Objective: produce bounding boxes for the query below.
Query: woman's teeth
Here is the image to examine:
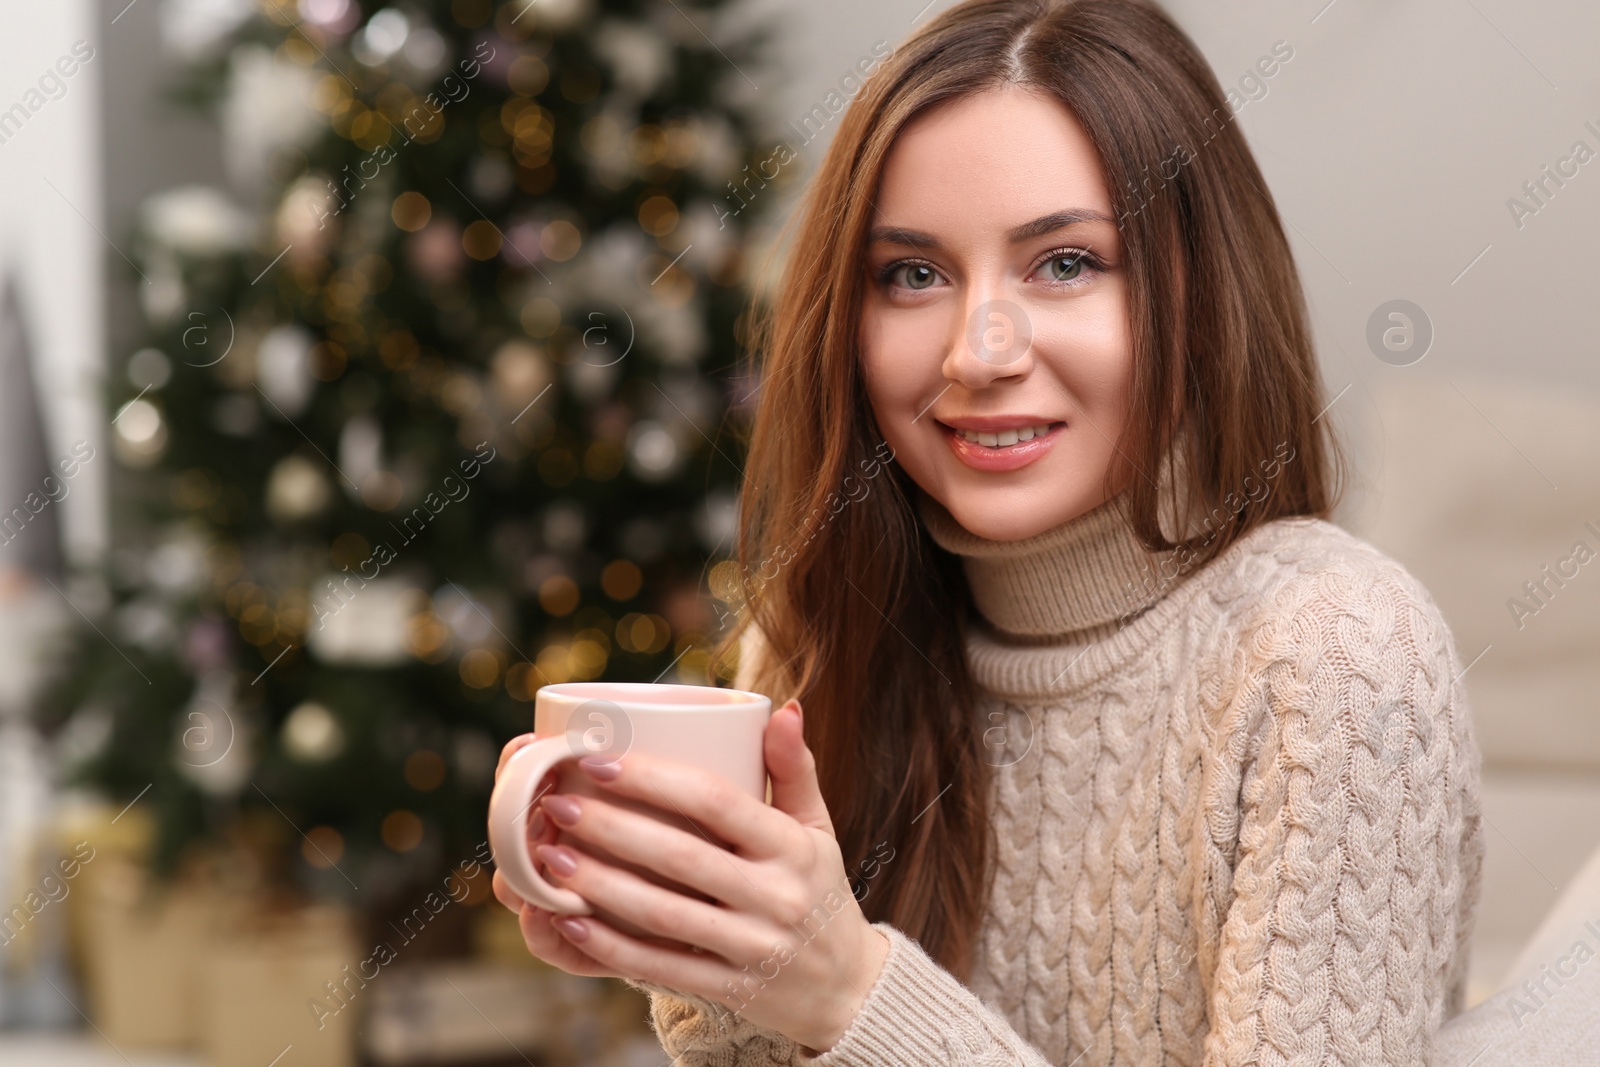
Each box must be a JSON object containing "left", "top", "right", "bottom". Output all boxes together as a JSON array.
[{"left": 954, "top": 423, "right": 1057, "bottom": 448}]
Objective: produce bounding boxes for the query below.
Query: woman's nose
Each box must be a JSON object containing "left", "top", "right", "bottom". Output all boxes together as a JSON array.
[{"left": 941, "top": 290, "right": 1035, "bottom": 386}]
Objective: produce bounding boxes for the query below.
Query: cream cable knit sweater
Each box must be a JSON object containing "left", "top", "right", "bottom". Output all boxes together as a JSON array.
[{"left": 632, "top": 489, "right": 1487, "bottom": 1066}]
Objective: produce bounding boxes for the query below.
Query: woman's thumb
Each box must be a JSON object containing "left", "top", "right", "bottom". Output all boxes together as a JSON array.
[{"left": 766, "top": 699, "right": 831, "bottom": 830}]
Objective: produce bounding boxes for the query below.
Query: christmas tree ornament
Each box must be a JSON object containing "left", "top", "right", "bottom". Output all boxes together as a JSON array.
[
  {"left": 694, "top": 489, "right": 739, "bottom": 554},
  {"left": 352, "top": 9, "right": 412, "bottom": 68},
  {"left": 282, "top": 701, "right": 344, "bottom": 763},
  {"left": 675, "top": 199, "right": 740, "bottom": 271},
  {"left": 593, "top": 19, "right": 674, "bottom": 101},
  {"left": 406, "top": 217, "right": 466, "bottom": 281},
  {"left": 255, "top": 324, "right": 315, "bottom": 417},
  {"left": 140, "top": 185, "right": 253, "bottom": 258},
  {"left": 173, "top": 673, "right": 251, "bottom": 796},
  {"left": 298, "top": 0, "right": 360, "bottom": 36},
  {"left": 264, "top": 454, "right": 334, "bottom": 522},
  {"left": 337, "top": 414, "right": 384, "bottom": 488},
  {"left": 489, "top": 339, "right": 552, "bottom": 413},
  {"left": 402, "top": 26, "right": 449, "bottom": 80},
  {"left": 111, "top": 399, "right": 168, "bottom": 468},
  {"left": 625, "top": 419, "right": 681, "bottom": 482},
  {"left": 563, "top": 355, "right": 617, "bottom": 406},
  {"left": 431, "top": 583, "right": 497, "bottom": 647},
  {"left": 222, "top": 46, "right": 323, "bottom": 196},
  {"left": 127, "top": 348, "right": 172, "bottom": 390},
  {"left": 275, "top": 174, "right": 340, "bottom": 260},
  {"left": 117, "top": 597, "right": 179, "bottom": 653},
  {"left": 528, "top": 0, "right": 592, "bottom": 34},
  {"left": 500, "top": 217, "right": 543, "bottom": 267},
  {"left": 306, "top": 576, "right": 416, "bottom": 666},
  {"left": 146, "top": 532, "right": 208, "bottom": 595}
]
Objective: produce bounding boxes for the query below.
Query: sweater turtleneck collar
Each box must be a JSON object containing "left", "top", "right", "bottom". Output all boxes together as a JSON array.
[{"left": 915, "top": 486, "right": 1171, "bottom": 642}]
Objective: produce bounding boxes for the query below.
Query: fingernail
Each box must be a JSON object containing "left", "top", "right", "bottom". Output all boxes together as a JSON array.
[
  {"left": 528, "top": 809, "right": 547, "bottom": 838},
  {"left": 543, "top": 794, "right": 581, "bottom": 827},
  {"left": 535, "top": 843, "right": 578, "bottom": 878},
  {"left": 579, "top": 756, "right": 621, "bottom": 780},
  {"left": 553, "top": 916, "right": 589, "bottom": 942}
]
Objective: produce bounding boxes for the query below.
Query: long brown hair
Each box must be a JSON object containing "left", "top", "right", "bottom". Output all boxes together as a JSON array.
[{"left": 711, "top": 0, "right": 1344, "bottom": 979}]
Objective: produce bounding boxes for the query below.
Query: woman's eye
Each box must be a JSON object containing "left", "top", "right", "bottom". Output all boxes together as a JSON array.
[
  {"left": 887, "top": 263, "right": 940, "bottom": 290},
  {"left": 1039, "top": 253, "right": 1086, "bottom": 282}
]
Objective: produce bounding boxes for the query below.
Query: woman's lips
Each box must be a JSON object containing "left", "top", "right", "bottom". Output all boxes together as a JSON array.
[{"left": 940, "top": 421, "right": 1065, "bottom": 471}]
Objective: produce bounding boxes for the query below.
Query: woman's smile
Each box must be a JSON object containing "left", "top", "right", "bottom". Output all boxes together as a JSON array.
[{"left": 935, "top": 418, "right": 1068, "bottom": 471}]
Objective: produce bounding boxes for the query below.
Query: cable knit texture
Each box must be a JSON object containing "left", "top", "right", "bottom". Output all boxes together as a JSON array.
[{"left": 633, "top": 488, "right": 1489, "bottom": 1065}]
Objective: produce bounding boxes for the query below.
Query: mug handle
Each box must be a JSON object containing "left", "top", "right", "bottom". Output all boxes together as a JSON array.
[{"left": 487, "top": 736, "right": 595, "bottom": 916}]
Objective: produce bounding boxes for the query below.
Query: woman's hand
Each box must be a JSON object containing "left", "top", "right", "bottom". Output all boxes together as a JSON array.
[
  {"left": 527, "top": 699, "right": 890, "bottom": 1055},
  {"left": 490, "top": 734, "right": 624, "bottom": 981}
]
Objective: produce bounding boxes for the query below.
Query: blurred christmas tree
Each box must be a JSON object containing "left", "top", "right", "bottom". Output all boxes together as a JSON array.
[{"left": 38, "top": 0, "right": 774, "bottom": 928}]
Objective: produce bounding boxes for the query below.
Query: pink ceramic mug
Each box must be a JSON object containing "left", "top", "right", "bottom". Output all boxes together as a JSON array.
[{"left": 487, "top": 681, "right": 772, "bottom": 938}]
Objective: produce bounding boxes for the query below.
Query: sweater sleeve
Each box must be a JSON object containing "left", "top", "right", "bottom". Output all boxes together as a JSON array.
[
  {"left": 628, "top": 921, "right": 1058, "bottom": 1066},
  {"left": 1201, "top": 559, "right": 1484, "bottom": 1066},
  {"left": 623, "top": 977, "right": 801, "bottom": 1066}
]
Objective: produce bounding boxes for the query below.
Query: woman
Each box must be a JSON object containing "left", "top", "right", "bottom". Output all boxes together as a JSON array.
[{"left": 493, "top": 0, "right": 1490, "bottom": 1062}]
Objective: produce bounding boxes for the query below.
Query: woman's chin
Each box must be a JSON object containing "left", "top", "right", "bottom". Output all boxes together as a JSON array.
[{"left": 937, "top": 487, "right": 1102, "bottom": 542}]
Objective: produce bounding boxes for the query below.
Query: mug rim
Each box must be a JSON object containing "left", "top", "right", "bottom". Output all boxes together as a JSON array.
[{"left": 536, "top": 681, "right": 768, "bottom": 708}]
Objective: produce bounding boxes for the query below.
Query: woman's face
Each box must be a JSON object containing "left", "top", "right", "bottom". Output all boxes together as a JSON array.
[{"left": 860, "top": 85, "right": 1134, "bottom": 542}]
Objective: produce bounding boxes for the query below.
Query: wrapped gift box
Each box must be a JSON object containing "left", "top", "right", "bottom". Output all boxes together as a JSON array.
[
  {"left": 66, "top": 805, "right": 359, "bottom": 1067},
  {"left": 365, "top": 958, "right": 655, "bottom": 1067},
  {"left": 76, "top": 854, "right": 225, "bottom": 1049},
  {"left": 198, "top": 904, "right": 360, "bottom": 1067}
]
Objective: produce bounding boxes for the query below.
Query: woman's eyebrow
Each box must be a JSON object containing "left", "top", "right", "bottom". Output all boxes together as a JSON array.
[
  {"left": 866, "top": 225, "right": 942, "bottom": 250},
  {"left": 867, "top": 208, "right": 1114, "bottom": 250},
  {"left": 1005, "top": 208, "right": 1114, "bottom": 241}
]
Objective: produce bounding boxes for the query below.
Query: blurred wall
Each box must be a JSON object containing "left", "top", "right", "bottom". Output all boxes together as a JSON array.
[{"left": 0, "top": 1, "right": 105, "bottom": 566}]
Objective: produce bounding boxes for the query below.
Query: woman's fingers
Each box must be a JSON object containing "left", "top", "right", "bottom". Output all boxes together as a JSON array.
[
  {"left": 576, "top": 751, "right": 796, "bottom": 861},
  {"left": 551, "top": 909, "right": 739, "bottom": 1003},
  {"left": 516, "top": 904, "right": 620, "bottom": 979},
  {"left": 495, "top": 733, "right": 539, "bottom": 779},
  {"left": 542, "top": 792, "right": 770, "bottom": 912},
  {"left": 495, "top": 828, "right": 620, "bottom": 978},
  {"left": 762, "top": 702, "right": 833, "bottom": 832},
  {"left": 494, "top": 776, "right": 563, "bottom": 912},
  {"left": 533, "top": 837, "right": 764, "bottom": 963},
  {"left": 491, "top": 869, "right": 526, "bottom": 914}
]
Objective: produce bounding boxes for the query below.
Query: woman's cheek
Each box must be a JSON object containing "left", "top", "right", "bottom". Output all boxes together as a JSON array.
[
  {"left": 1030, "top": 315, "right": 1134, "bottom": 489},
  {"left": 1032, "top": 327, "right": 1132, "bottom": 418},
  {"left": 860, "top": 307, "right": 931, "bottom": 396},
  {"left": 860, "top": 311, "right": 935, "bottom": 453},
  {"left": 1075, "top": 306, "right": 1135, "bottom": 424}
]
